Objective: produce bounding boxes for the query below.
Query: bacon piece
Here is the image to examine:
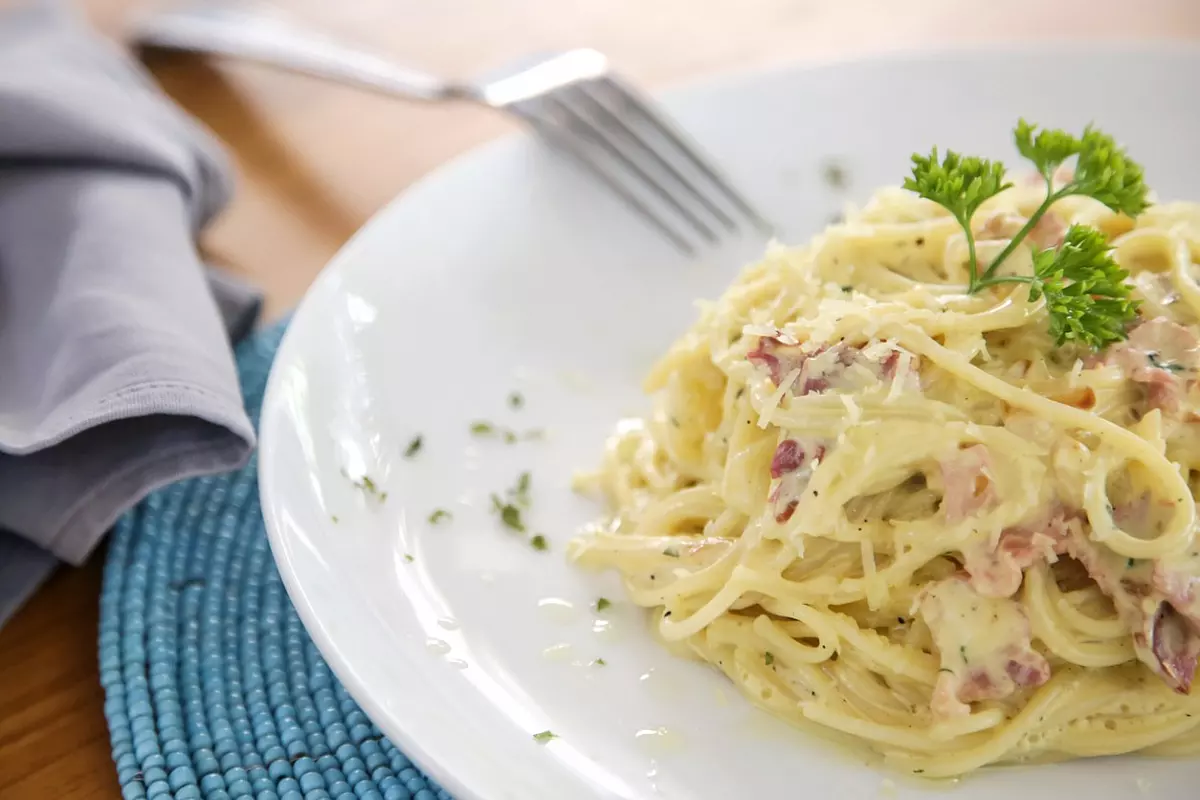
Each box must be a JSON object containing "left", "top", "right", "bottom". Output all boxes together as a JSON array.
[
  {"left": 1107, "top": 318, "right": 1200, "bottom": 414},
  {"left": 918, "top": 576, "right": 1051, "bottom": 718},
  {"left": 978, "top": 211, "right": 1022, "bottom": 241},
  {"left": 880, "top": 350, "right": 900, "bottom": 376},
  {"left": 747, "top": 335, "right": 917, "bottom": 397},
  {"left": 1151, "top": 604, "right": 1200, "bottom": 693},
  {"left": 1149, "top": 550, "right": 1200, "bottom": 692},
  {"left": 767, "top": 439, "right": 826, "bottom": 523},
  {"left": 1032, "top": 213, "right": 1067, "bottom": 250},
  {"left": 747, "top": 335, "right": 804, "bottom": 387},
  {"left": 1152, "top": 556, "right": 1200, "bottom": 623},
  {"left": 1063, "top": 527, "right": 1200, "bottom": 693},
  {"left": 747, "top": 335, "right": 854, "bottom": 392},
  {"left": 1142, "top": 370, "right": 1183, "bottom": 414},
  {"left": 962, "top": 533, "right": 1047, "bottom": 599},
  {"left": 772, "top": 496, "right": 799, "bottom": 523},
  {"left": 1111, "top": 492, "right": 1152, "bottom": 533},
  {"left": 977, "top": 210, "right": 1066, "bottom": 250},
  {"left": 962, "top": 510, "right": 1079, "bottom": 598},
  {"left": 770, "top": 439, "right": 804, "bottom": 478},
  {"left": 1128, "top": 318, "right": 1200, "bottom": 368},
  {"left": 939, "top": 445, "right": 997, "bottom": 523},
  {"left": 879, "top": 350, "right": 922, "bottom": 390}
]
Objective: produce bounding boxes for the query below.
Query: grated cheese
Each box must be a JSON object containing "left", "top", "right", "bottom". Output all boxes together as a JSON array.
[
  {"left": 862, "top": 538, "right": 885, "bottom": 610},
  {"left": 861, "top": 339, "right": 895, "bottom": 362},
  {"left": 743, "top": 323, "right": 798, "bottom": 345},
  {"left": 840, "top": 393, "right": 863, "bottom": 424},
  {"left": 759, "top": 368, "right": 800, "bottom": 429},
  {"left": 887, "top": 351, "right": 914, "bottom": 403},
  {"left": 1068, "top": 358, "right": 1085, "bottom": 387}
]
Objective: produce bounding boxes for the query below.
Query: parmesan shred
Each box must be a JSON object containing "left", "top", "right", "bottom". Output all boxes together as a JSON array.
[
  {"left": 887, "top": 351, "right": 913, "bottom": 403},
  {"left": 840, "top": 393, "right": 862, "bottom": 424},
  {"left": 1068, "top": 357, "right": 1085, "bottom": 387},
  {"left": 759, "top": 368, "right": 800, "bottom": 429}
]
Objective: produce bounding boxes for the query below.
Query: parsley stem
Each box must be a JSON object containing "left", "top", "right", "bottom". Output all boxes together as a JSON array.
[
  {"left": 981, "top": 182, "right": 1067, "bottom": 281},
  {"left": 963, "top": 216, "right": 981, "bottom": 290},
  {"left": 975, "top": 274, "right": 1035, "bottom": 289}
]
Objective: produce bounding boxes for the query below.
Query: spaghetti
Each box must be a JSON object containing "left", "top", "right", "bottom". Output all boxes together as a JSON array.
[{"left": 570, "top": 177, "right": 1200, "bottom": 776}]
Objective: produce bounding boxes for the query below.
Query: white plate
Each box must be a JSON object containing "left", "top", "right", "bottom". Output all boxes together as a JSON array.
[{"left": 259, "top": 46, "right": 1200, "bottom": 800}]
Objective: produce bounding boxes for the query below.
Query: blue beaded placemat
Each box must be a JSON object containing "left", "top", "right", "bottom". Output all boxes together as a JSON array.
[{"left": 99, "top": 322, "right": 454, "bottom": 800}]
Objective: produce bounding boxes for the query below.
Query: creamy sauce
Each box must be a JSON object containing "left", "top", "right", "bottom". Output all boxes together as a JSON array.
[{"left": 918, "top": 576, "right": 1048, "bottom": 717}]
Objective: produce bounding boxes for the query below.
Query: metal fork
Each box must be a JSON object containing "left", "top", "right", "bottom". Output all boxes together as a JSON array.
[{"left": 134, "top": 6, "right": 774, "bottom": 252}]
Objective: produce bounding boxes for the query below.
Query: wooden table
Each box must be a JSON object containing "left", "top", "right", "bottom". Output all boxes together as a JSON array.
[{"left": 0, "top": 1, "right": 1196, "bottom": 797}]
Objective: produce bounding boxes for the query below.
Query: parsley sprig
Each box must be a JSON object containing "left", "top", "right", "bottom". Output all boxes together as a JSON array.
[
  {"left": 1030, "top": 227, "right": 1138, "bottom": 347},
  {"left": 905, "top": 148, "right": 1011, "bottom": 289},
  {"left": 904, "top": 120, "right": 1147, "bottom": 349}
]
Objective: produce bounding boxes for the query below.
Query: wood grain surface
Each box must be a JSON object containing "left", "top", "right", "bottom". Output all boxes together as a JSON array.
[{"left": 1, "top": 1, "right": 1197, "bottom": 797}]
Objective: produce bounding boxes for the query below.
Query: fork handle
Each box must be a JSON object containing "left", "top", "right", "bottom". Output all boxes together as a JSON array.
[{"left": 135, "top": 7, "right": 463, "bottom": 103}]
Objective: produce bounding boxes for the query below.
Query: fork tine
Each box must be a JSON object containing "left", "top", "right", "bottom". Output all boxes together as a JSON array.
[
  {"left": 602, "top": 78, "right": 776, "bottom": 236},
  {"left": 574, "top": 81, "right": 738, "bottom": 233},
  {"left": 539, "top": 94, "right": 720, "bottom": 243},
  {"left": 514, "top": 108, "right": 697, "bottom": 254}
]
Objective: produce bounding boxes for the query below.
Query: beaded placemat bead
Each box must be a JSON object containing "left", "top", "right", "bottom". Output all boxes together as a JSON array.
[{"left": 100, "top": 322, "right": 454, "bottom": 800}]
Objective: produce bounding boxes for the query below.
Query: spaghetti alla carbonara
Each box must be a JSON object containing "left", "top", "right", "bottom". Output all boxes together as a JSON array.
[{"left": 570, "top": 155, "right": 1200, "bottom": 775}]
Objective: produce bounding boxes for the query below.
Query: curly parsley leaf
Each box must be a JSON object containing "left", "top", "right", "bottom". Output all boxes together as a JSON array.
[
  {"left": 1013, "top": 119, "right": 1081, "bottom": 179},
  {"left": 1029, "top": 225, "right": 1139, "bottom": 348},
  {"left": 905, "top": 148, "right": 1012, "bottom": 225},
  {"left": 905, "top": 148, "right": 1011, "bottom": 286},
  {"left": 1071, "top": 125, "right": 1149, "bottom": 216}
]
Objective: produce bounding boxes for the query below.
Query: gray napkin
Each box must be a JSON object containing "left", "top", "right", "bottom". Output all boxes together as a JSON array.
[{"left": 0, "top": 5, "right": 259, "bottom": 627}]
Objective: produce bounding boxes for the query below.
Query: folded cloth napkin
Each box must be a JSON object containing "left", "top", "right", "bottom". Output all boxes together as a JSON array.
[{"left": 0, "top": 4, "right": 259, "bottom": 627}]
